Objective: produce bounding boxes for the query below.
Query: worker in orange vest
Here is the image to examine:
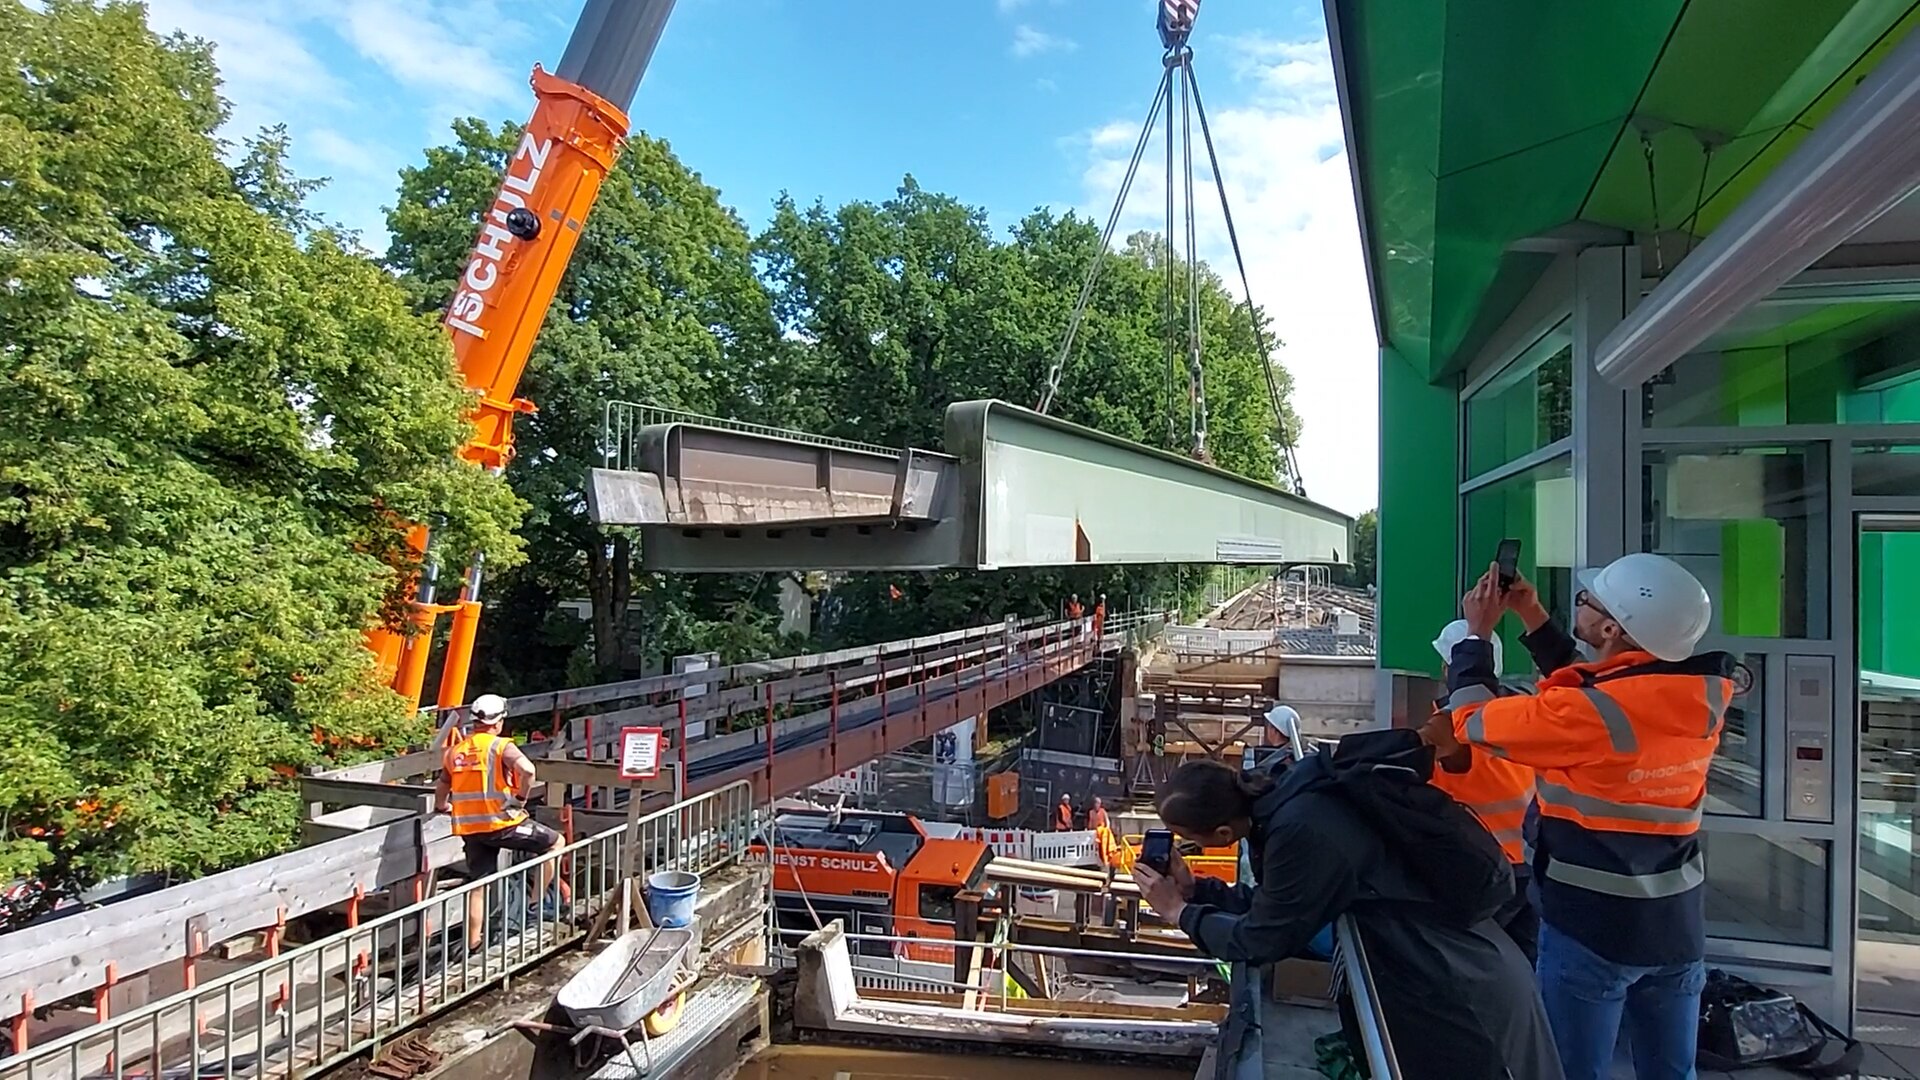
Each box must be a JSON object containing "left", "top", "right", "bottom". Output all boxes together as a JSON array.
[
  {"left": 1066, "top": 594, "right": 1084, "bottom": 621},
  {"left": 1087, "top": 796, "right": 1111, "bottom": 833},
  {"left": 1054, "top": 793, "right": 1074, "bottom": 831},
  {"left": 1427, "top": 618, "right": 1538, "bottom": 965},
  {"left": 1427, "top": 554, "right": 1728, "bottom": 1080},
  {"left": 435, "top": 694, "right": 565, "bottom": 953},
  {"left": 1093, "top": 593, "right": 1107, "bottom": 638}
]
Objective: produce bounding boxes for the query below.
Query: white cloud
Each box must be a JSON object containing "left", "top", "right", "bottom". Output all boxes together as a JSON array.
[
  {"left": 307, "top": 129, "right": 384, "bottom": 177},
  {"left": 1066, "top": 33, "right": 1379, "bottom": 515},
  {"left": 996, "top": 0, "right": 1031, "bottom": 10},
  {"left": 339, "top": 0, "right": 522, "bottom": 109},
  {"left": 1011, "top": 25, "right": 1076, "bottom": 59},
  {"left": 143, "top": 0, "right": 343, "bottom": 137},
  {"left": 138, "top": 0, "right": 548, "bottom": 247}
]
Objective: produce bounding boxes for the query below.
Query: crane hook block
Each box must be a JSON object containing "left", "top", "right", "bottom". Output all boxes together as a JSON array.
[{"left": 1157, "top": 0, "right": 1198, "bottom": 50}]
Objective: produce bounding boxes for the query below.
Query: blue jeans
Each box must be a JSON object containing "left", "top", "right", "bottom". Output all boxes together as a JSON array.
[{"left": 1538, "top": 921, "right": 1706, "bottom": 1080}]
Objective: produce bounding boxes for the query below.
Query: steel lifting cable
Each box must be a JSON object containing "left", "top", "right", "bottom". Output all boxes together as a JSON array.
[
  {"left": 1036, "top": 0, "right": 1308, "bottom": 493},
  {"left": 1036, "top": 66, "right": 1173, "bottom": 416},
  {"left": 1184, "top": 59, "right": 1304, "bottom": 493},
  {"left": 1163, "top": 56, "right": 1179, "bottom": 450},
  {"left": 1178, "top": 48, "right": 1210, "bottom": 461}
]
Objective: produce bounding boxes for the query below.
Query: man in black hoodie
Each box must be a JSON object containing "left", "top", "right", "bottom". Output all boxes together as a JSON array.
[{"left": 1135, "top": 751, "right": 1562, "bottom": 1079}]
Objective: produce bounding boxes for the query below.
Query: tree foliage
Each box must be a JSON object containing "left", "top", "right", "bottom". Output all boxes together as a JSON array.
[
  {"left": 1349, "top": 509, "right": 1378, "bottom": 588},
  {"left": 0, "top": 0, "right": 1312, "bottom": 917},
  {"left": 0, "top": 0, "right": 520, "bottom": 922}
]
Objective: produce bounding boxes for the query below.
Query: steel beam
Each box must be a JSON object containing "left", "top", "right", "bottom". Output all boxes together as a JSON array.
[{"left": 592, "top": 399, "right": 1352, "bottom": 571}]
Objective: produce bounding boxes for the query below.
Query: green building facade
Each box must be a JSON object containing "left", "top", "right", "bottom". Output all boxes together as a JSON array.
[{"left": 1331, "top": 0, "right": 1920, "bottom": 1029}]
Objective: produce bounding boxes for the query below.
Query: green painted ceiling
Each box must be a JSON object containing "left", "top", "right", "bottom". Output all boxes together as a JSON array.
[{"left": 1333, "top": 0, "right": 1920, "bottom": 380}]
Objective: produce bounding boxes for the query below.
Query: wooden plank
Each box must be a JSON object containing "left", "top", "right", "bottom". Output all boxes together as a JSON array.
[
  {"left": 298, "top": 777, "right": 436, "bottom": 813},
  {"left": 531, "top": 758, "right": 678, "bottom": 793},
  {"left": 310, "top": 749, "right": 440, "bottom": 784},
  {"left": 0, "top": 814, "right": 454, "bottom": 1016},
  {"left": 300, "top": 805, "right": 413, "bottom": 843},
  {"left": 532, "top": 805, "right": 626, "bottom": 838}
]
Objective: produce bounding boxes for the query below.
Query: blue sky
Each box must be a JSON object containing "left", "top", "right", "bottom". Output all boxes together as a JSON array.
[{"left": 144, "top": 0, "right": 1379, "bottom": 514}]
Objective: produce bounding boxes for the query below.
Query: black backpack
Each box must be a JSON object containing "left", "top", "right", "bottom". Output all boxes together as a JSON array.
[{"left": 1297, "top": 728, "right": 1514, "bottom": 927}]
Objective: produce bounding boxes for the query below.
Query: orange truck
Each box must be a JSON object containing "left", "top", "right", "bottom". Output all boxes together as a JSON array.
[{"left": 751, "top": 810, "right": 994, "bottom": 963}]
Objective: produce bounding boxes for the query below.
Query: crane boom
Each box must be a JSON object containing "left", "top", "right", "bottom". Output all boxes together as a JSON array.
[{"left": 366, "top": 0, "right": 681, "bottom": 710}]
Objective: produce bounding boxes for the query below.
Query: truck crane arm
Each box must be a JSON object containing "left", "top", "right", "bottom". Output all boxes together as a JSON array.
[{"left": 366, "top": 0, "right": 681, "bottom": 711}]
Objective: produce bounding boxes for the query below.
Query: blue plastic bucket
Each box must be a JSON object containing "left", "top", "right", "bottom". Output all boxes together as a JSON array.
[{"left": 646, "top": 870, "right": 701, "bottom": 928}]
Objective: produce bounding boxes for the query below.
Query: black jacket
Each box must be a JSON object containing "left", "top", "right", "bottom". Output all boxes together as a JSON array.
[{"left": 1177, "top": 755, "right": 1563, "bottom": 1080}]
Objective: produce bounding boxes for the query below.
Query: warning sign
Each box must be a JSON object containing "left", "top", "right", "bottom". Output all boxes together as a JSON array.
[{"left": 619, "top": 727, "right": 664, "bottom": 780}]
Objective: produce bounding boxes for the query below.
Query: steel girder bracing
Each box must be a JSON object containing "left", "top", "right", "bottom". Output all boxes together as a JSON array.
[{"left": 588, "top": 399, "right": 1352, "bottom": 573}]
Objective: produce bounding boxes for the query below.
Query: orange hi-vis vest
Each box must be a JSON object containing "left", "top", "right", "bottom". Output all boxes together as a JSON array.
[
  {"left": 444, "top": 730, "right": 528, "bottom": 837},
  {"left": 1428, "top": 728, "right": 1535, "bottom": 865},
  {"left": 1449, "top": 647, "right": 1733, "bottom": 966}
]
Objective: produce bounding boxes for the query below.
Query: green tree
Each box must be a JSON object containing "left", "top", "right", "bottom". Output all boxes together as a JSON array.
[
  {"left": 1340, "top": 509, "right": 1378, "bottom": 588},
  {"left": 0, "top": 0, "right": 521, "bottom": 923},
  {"left": 387, "top": 120, "right": 781, "bottom": 683}
]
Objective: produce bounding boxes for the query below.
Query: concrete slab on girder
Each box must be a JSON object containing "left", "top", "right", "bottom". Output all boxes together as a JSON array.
[{"left": 593, "top": 400, "right": 1353, "bottom": 572}]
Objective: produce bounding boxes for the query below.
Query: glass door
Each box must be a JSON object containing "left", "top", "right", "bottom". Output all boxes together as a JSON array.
[{"left": 1856, "top": 511, "right": 1920, "bottom": 1019}]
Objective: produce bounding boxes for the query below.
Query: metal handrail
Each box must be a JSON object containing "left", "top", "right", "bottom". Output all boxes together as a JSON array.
[
  {"left": 3, "top": 783, "right": 756, "bottom": 1080},
  {"left": 1273, "top": 707, "right": 1401, "bottom": 1079},
  {"left": 601, "top": 400, "right": 898, "bottom": 471}
]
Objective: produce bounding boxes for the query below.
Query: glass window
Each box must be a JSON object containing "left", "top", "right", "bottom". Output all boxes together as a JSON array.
[
  {"left": 1465, "top": 333, "right": 1573, "bottom": 477},
  {"left": 1703, "top": 833, "right": 1830, "bottom": 948},
  {"left": 1855, "top": 443, "right": 1920, "bottom": 499},
  {"left": 1641, "top": 445, "right": 1829, "bottom": 639},
  {"left": 1860, "top": 693, "right": 1920, "bottom": 942},
  {"left": 1644, "top": 296, "right": 1920, "bottom": 428},
  {"left": 1706, "top": 655, "right": 1765, "bottom": 818},
  {"left": 918, "top": 884, "right": 958, "bottom": 925},
  {"left": 1463, "top": 455, "right": 1574, "bottom": 675}
]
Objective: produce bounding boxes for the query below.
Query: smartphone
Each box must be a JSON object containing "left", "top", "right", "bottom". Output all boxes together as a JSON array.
[
  {"left": 1495, "top": 537, "right": 1522, "bottom": 592},
  {"left": 1140, "top": 828, "right": 1175, "bottom": 875}
]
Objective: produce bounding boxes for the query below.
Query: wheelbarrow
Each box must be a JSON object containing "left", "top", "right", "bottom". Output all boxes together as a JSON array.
[{"left": 548, "top": 925, "right": 698, "bottom": 1073}]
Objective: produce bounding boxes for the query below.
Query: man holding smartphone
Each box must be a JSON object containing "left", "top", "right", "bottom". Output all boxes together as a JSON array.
[{"left": 1427, "top": 553, "right": 1730, "bottom": 1080}]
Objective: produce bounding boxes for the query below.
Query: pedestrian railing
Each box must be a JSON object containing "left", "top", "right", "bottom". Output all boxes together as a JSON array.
[
  {"left": 602, "top": 400, "right": 899, "bottom": 472},
  {"left": 1, "top": 782, "right": 756, "bottom": 1080}
]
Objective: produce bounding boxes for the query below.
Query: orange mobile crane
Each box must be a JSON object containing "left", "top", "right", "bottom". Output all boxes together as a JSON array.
[{"left": 364, "top": 1, "right": 680, "bottom": 711}]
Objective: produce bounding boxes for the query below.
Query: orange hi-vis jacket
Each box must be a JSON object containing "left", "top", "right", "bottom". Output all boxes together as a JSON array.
[
  {"left": 1449, "top": 644, "right": 1733, "bottom": 965},
  {"left": 444, "top": 730, "right": 529, "bottom": 837},
  {"left": 1428, "top": 728, "right": 1535, "bottom": 866}
]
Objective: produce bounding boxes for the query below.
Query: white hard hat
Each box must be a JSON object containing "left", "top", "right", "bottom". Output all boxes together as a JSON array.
[
  {"left": 1432, "top": 619, "right": 1502, "bottom": 676},
  {"left": 470, "top": 693, "right": 508, "bottom": 721},
  {"left": 1578, "top": 553, "right": 1712, "bottom": 662},
  {"left": 1263, "top": 704, "right": 1302, "bottom": 734}
]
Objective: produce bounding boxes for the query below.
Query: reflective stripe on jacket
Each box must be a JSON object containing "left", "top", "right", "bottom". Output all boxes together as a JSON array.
[
  {"left": 1449, "top": 641, "right": 1734, "bottom": 965},
  {"left": 444, "top": 731, "right": 528, "bottom": 837},
  {"left": 1428, "top": 700, "right": 1534, "bottom": 866}
]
